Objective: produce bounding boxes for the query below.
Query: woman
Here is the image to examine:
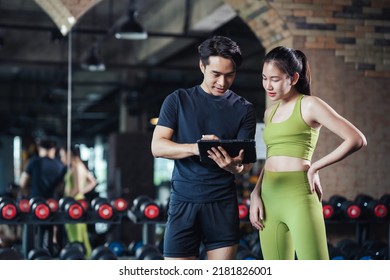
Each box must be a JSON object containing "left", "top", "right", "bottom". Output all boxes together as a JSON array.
[
  {"left": 60, "top": 145, "right": 97, "bottom": 258},
  {"left": 249, "top": 46, "right": 367, "bottom": 260}
]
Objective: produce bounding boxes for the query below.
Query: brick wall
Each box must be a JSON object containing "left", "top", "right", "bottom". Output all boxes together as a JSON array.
[{"left": 226, "top": 0, "right": 390, "bottom": 200}]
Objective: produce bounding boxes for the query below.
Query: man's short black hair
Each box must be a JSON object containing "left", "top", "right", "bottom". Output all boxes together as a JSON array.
[
  {"left": 198, "top": 35, "right": 242, "bottom": 69},
  {"left": 38, "top": 139, "right": 57, "bottom": 150}
]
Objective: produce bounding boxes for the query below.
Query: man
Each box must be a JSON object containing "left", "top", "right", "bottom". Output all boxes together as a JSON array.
[
  {"left": 151, "top": 36, "right": 256, "bottom": 260},
  {"left": 19, "top": 138, "right": 66, "bottom": 258},
  {"left": 20, "top": 138, "right": 66, "bottom": 199}
]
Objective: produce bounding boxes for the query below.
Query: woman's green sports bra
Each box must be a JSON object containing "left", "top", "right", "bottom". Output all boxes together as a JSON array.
[{"left": 263, "top": 94, "right": 319, "bottom": 161}]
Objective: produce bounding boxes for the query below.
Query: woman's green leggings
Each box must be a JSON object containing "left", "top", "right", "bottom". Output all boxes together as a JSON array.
[
  {"left": 259, "top": 170, "right": 329, "bottom": 260},
  {"left": 65, "top": 223, "right": 92, "bottom": 258}
]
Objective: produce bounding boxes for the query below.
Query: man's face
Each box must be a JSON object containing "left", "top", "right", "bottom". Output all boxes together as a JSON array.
[{"left": 200, "top": 56, "right": 236, "bottom": 96}]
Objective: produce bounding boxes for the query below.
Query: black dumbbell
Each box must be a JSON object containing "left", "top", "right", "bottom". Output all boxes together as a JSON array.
[
  {"left": 91, "top": 197, "right": 114, "bottom": 220},
  {"left": 91, "top": 245, "right": 118, "bottom": 260},
  {"left": 27, "top": 248, "right": 52, "bottom": 260},
  {"left": 29, "top": 197, "right": 51, "bottom": 220},
  {"left": 327, "top": 242, "right": 347, "bottom": 260},
  {"left": 0, "top": 197, "right": 18, "bottom": 220},
  {"left": 328, "top": 195, "right": 361, "bottom": 220},
  {"left": 361, "top": 240, "right": 388, "bottom": 260},
  {"left": 355, "top": 194, "right": 388, "bottom": 220},
  {"left": 242, "top": 231, "right": 263, "bottom": 260},
  {"left": 236, "top": 243, "right": 258, "bottom": 260},
  {"left": 59, "top": 242, "right": 86, "bottom": 260},
  {"left": 135, "top": 244, "right": 164, "bottom": 260},
  {"left": 380, "top": 194, "right": 390, "bottom": 206},
  {"left": 336, "top": 239, "right": 375, "bottom": 260},
  {"left": 59, "top": 196, "right": 85, "bottom": 220},
  {"left": 0, "top": 247, "right": 23, "bottom": 260},
  {"left": 130, "top": 195, "right": 162, "bottom": 221}
]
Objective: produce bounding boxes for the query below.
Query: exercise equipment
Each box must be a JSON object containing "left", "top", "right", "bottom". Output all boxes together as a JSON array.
[
  {"left": 91, "top": 245, "right": 118, "bottom": 260},
  {"left": 91, "top": 197, "right": 114, "bottom": 220},
  {"left": 380, "top": 194, "right": 390, "bottom": 207},
  {"left": 128, "top": 240, "right": 143, "bottom": 256},
  {"left": 46, "top": 198, "right": 59, "bottom": 213},
  {"left": 238, "top": 198, "right": 250, "bottom": 221},
  {"left": 336, "top": 239, "right": 375, "bottom": 260},
  {"left": 59, "top": 196, "right": 85, "bottom": 221},
  {"left": 17, "top": 198, "right": 30, "bottom": 213},
  {"left": 135, "top": 244, "right": 164, "bottom": 260},
  {"left": 106, "top": 240, "right": 128, "bottom": 257},
  {"left": 361, "top": 240, "right": 388, "bottom": 260},
  {"left": 29, "top": 197, "right": 51, "bottom": 220},
  {"left": 236, "top": 243, "right": 258, "bottom": 260},
  {"left": 327, "top": 243, "right": 347, "bottom": 260},
  {"left": 59, "top": 242, "right": 86, "bottom": 260},
  {"left": 354, "top": 194, "right": 388, "bottom": 220},
  {"left": 241, "top": 231, "right": 263, "bottom": 260},
  {"left": 322, "top": 200, "right": 334, "bottom": 220},
  {"left": 130, "top": 195, "right": 162, "bottom": 222},
  {"left": 111, "top": 197, "right": 128, "bottom": 213},
  {"left": 0, "top": 247, "right": 23, "bottom": 260},
  {"left": 27, "top": 248, "right": 52, "bottom": 260},
  {"left": 77, "top": 199, "right": 90, "bottom": 211},
  {"left": 0, "top": 197, "right": 18, "bottom": 220},
  {"left": 328, "top": 195, "right": 361, "bottom": 220}
]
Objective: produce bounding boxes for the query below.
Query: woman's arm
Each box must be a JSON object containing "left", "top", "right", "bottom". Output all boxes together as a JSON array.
[
  {"left": 304, "top": 96, "right": 367, "bottom": 196},
  {"left": 249, "top": 167, "right": 265, "bottom": 230},
  {"left": 305, "top": 96, "right": 367, "bottom": 172}
]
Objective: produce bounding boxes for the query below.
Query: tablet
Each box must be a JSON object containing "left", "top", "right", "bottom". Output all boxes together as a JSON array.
[{"left": 197, "top": 139, "right": 257, "bottom": 165}]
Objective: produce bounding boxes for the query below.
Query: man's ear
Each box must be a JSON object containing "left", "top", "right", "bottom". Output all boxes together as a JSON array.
[{"left": 199, "top": 60, "right": 205, "bottom": 74}]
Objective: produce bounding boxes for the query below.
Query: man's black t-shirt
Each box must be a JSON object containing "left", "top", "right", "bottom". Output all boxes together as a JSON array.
[{"left": 157, "top": 85, "right": 256, "bottom": 203}]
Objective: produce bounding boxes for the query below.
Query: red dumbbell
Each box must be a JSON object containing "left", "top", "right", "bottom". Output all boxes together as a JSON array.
[
  {"left": 111, "top": 197, "right": 129, "bottom": 213},
  {"left": 0, "top": 197, "right": 18, "bottom": 220},
  {"left": 322, "top": 200, "right": 335, "bottom": 220},
  {"left": 77, "top": 199, "right": 90, "bottom": 212},
  {"left": 91, "top": 197, "right": 114, "bottom": 220},
  {"left": 17, "top": 198, "right": 30, "bottom": 213},
  {"left": 130, "top": 195, "right": 161, "bottom": 221},
  {"left": 238, "top": 198, "right": 250, "bottom": 221},
  {"left": 46, "top": 198, "right": 59, "bottom": 213},
  {"left": 59, "top": 197, "right": 85, "bottom": 220},
  {"left": 29, "top": 197, "right": 51, "bottom": 220},
  {"left": 354, "top": 194, "right": 388, "bottom": 220},
  {"left": 328, "top": 195, "right": 361, "bottom": 220}
]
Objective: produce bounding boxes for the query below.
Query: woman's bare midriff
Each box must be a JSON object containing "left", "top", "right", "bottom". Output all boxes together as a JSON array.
[{"left": 264, "top": 156, "right": 311, "bottom": 172}]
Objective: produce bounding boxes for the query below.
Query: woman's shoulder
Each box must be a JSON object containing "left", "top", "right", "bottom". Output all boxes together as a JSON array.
[
  {"left": 301, "top": 95, "right": 329, "bottom": 110},
  {"left": 264, "top": 102, "right": 278, "bottom": 122}
]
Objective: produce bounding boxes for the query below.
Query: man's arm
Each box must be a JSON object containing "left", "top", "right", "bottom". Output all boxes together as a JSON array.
[{"left": 151, "top": 125, "right": 199, "bottom": 159}]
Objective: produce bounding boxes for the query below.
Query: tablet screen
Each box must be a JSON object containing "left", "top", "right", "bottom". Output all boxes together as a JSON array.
[{"left": 197, "top": 139, "right": 257, "bottom": 165}]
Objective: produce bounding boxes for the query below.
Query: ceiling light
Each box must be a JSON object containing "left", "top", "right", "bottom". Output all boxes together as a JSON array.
[
  {"left": 80, "top": 45, "right": 105, "bottom": 72},
  {"left": 114, "top": 9, "right": 148, "bottom": 40}
]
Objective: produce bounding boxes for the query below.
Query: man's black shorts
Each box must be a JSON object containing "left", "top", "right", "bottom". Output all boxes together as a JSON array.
[{"left": 163, "top": 198, "right": 240, "bottom": 258}]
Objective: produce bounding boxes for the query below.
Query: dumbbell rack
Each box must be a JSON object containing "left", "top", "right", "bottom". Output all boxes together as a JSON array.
[
  {"left": 127, "top": 210, "right": 166, "bottom": 246},
  {"left": 325, "top": 219, "right": 390, "bottom": 259},
  {"left": 0, "top": 212, "right": 123, "bottom": 259}
]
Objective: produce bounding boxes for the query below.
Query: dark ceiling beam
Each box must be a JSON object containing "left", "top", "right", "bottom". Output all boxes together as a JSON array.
[
  {"left": 0, "top": 59, "right": 261, "bottom": 74},
  {"left": 0, "top": 23, "right": 209, "bottom": 39}
]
